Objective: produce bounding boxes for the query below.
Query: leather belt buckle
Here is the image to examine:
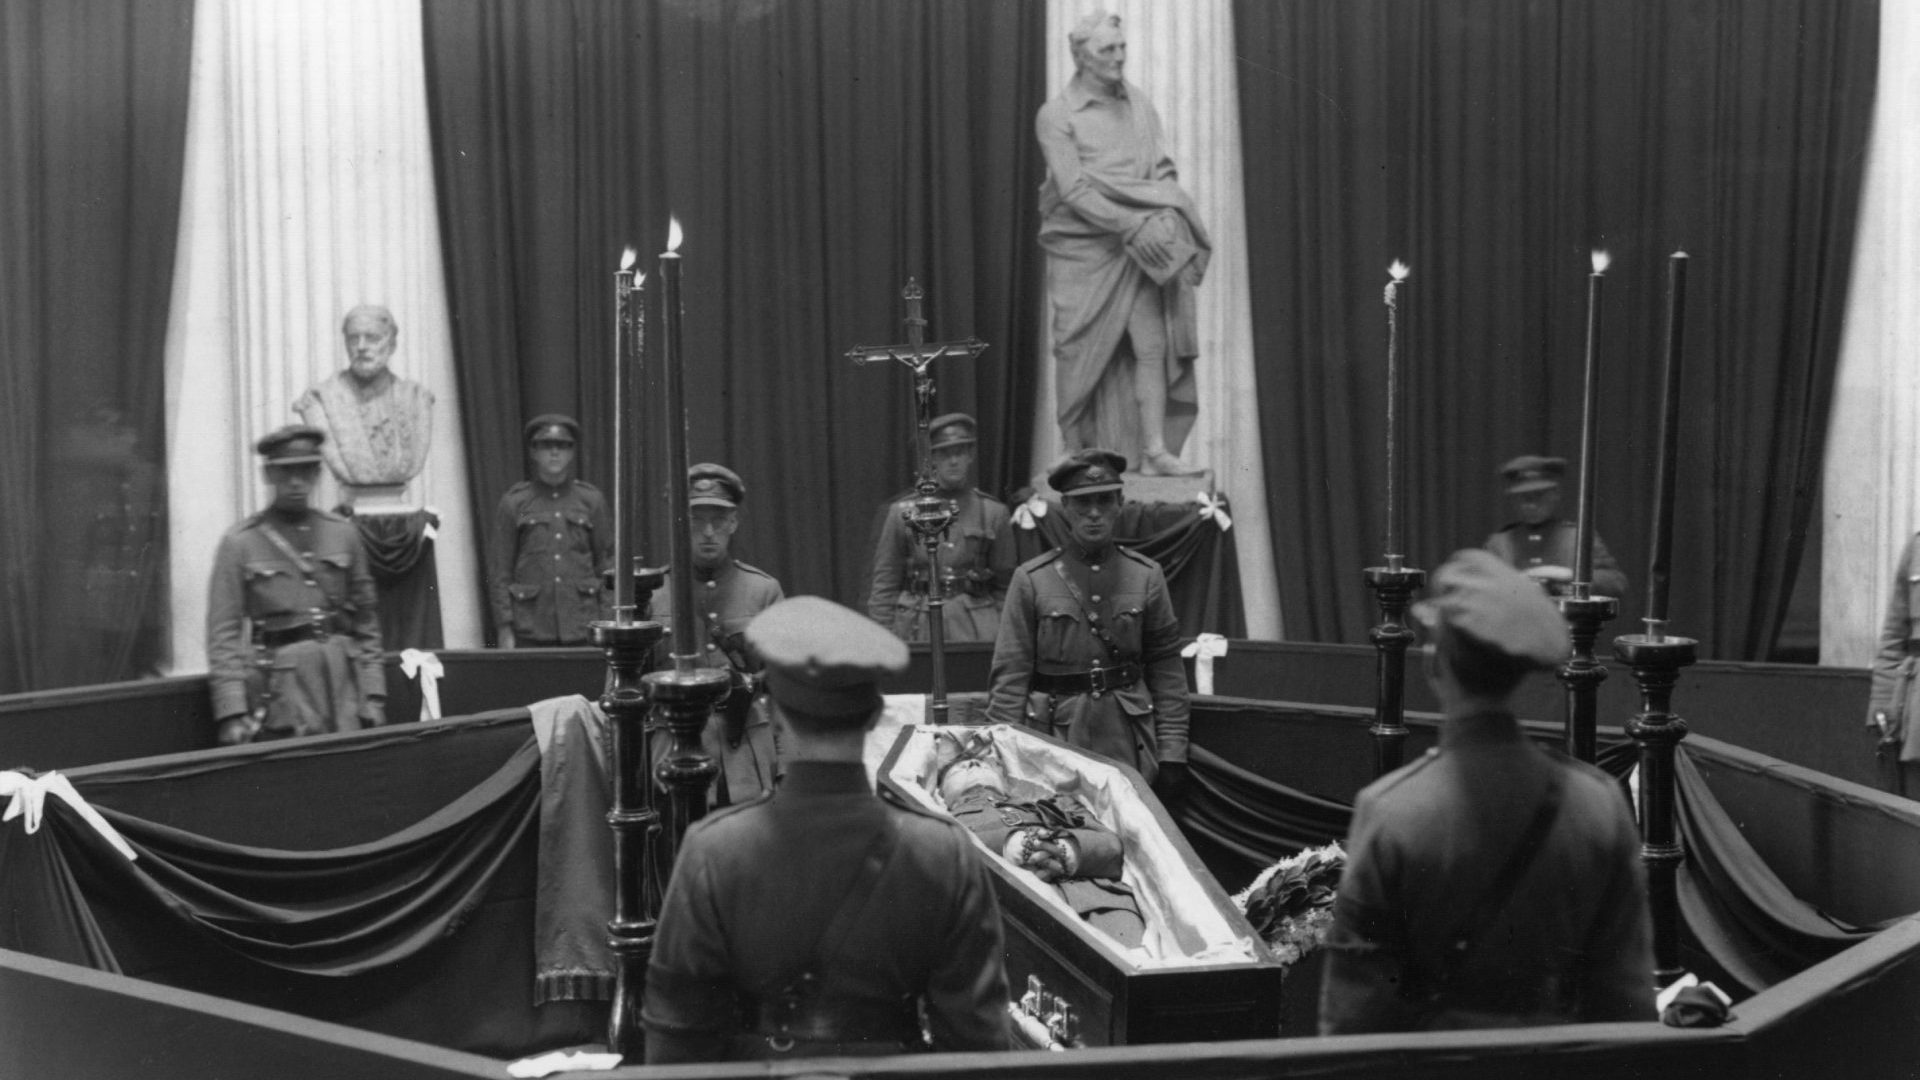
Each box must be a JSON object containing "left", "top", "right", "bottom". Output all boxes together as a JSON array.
[{"left": 1087, "top": 660, "right": 1110, "bottom": 699}]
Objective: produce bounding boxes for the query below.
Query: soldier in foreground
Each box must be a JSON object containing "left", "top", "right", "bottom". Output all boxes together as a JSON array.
[{"left": 643, "top": 596, "right": 1011, "bottom": 1061}]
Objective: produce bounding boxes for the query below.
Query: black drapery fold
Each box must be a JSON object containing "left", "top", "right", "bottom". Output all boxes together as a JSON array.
[
  {"left": 1234, "top": 0, "right": 1877, "bottom": 658},
  {"left": 1009, "top": 495, "right": 1248, "bottom": 639},
  {"left": 0, "top": 740, "right": 541, "bottom": 977},
  {"left": 1594, "top": 739, "right": 1882, "bottom": 995},
  {"left": 0, "top": 0, "right": 191, "bottom": 692},
  {"left": 421, "top": 0, "right": 1046, "bottom": 642}
]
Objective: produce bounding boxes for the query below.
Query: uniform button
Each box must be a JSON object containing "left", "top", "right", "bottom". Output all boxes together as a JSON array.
[
  {"left": 1091, "top": 564, "right": 1102, "bottom": 572},
  {"left": 705, "top": 580, "right": 717, "bottom": 589},
  {"left": 304, "top": 578, "right": 317, "bottom": 586},
  {"left": 1529, "top": 557, "right": 1542, "bottom": 565},
  {"left": 1092, "top": 594, "right": 1102, "bottom": 603},
  {"left": 708, "top": 612, "right": 720, "bottom": 622},
  {"left": 706, "top": 643, "right": 717, "bottom": 652}
]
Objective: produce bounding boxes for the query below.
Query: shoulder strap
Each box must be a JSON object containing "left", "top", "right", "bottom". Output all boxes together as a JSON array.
[
  {"left": 256, "top": 520, "right": 317, "bottom": 576},
  {"left": 1437, "top": 762, "right": 1568, "bottom": 961},
  {"left": 1049, "top": 560, "right": 1127, "bottom": 662},
  {"left": 808, "top": 817, "right": 901, "bottom": 976}
]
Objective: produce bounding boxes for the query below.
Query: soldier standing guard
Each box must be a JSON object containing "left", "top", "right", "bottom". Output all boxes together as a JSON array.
[
  {"left": 1482, "top": 454, "right": 1628, "bottom": 598},
  {"left": 651, "top": 464, "right": 785, "bottom": 804},
  {"left": 866, "top": 412, "right": 1016, "bottom": 643},
  {"left": 986, "top": 449, "right": 1193, "bottom": 800},
  {"left": 207, "top": 426, "right": 385, "bottom": 744},
  {"left": 489, "top": 415, "right": 612, "bottom": 647},
  {"left": 1318, "top": 550, "right": 1653, "bottom": 1032},
  {"left": 643, "top": 597, "right": 1010, "bottom": 1062}
]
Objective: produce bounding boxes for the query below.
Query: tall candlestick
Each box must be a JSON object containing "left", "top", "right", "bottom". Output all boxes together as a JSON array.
[
  {"left": 1645, "top": 252, "right": 1689, "bottom": 629},
  {"left": 1573, "top": 249, "right": 1608, "bottom": 593},
  {"left": 659, "top": 217, "right": 697, "bottom": 673},
  {"left": 613, "top": 247, "right": 637, "bottom": 622},
  {"left": 1384, "top": 260, "right": 1409, "bottom": 569}
]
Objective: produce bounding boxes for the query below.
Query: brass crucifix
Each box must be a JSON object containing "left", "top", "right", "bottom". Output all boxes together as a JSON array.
[
  {"left": 846, "top": 278, "right": 988, "bottom": 722},
  {"left": 846, "top": 278, "right": 989, "bottom": 480}
]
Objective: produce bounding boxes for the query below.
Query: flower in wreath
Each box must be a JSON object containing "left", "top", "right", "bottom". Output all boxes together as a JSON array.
[{"left": 1231, "top": 842, "right": 1346, "bottom": 967}]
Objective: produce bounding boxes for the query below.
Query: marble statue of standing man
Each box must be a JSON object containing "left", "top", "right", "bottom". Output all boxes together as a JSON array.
[
  {"left": 1037, "top": 10, "right": 1210, "bottom": 477},
  {"left": 295, "top": 304, "right": 435, "bottom": 506}
]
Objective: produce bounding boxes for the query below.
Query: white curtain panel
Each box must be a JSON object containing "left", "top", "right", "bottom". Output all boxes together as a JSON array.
[
  {"left": 163, "top": 0, "right": 480, "bottom": 675},
  {"left": 1036, "top": 0, "right": 1282, "bottom": 639},
  {"left": 1822, "top": 0, "right": 1920, "bottom": 666}
]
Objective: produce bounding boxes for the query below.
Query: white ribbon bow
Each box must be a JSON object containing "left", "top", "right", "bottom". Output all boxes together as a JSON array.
[
  {"left": 1194, "top": 491, "right": 1233, "bottom": 531},
  {"left": 1180, "top": 633, "right": 1230, "bottom": 695},
  {"left": 0, "top": 770, "right": 138, "bottom": 861},
  {"left": 400, "top": 649, "right": 445, "bottom": 721},
  {"left": 1012, "top": 493, "right": 1049, "bottom": 531}
]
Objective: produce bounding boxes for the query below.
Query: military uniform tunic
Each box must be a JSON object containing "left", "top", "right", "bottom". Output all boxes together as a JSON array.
[
  {"left": 1483, "top": 519, "right": 1628, "bottom": 599},
  {"left": 1319, "top": 710, "right": 1654, "bottom": 1033},
  {"left": 206, "top": 508, "right": 384, "bottom": 737},
  {"left": 947, "top": 784, "right": 1143, "bottom": 947},
  {"left": 642, "top": 760, "right": 1011, "bottom": 1060},
  {"left": 986, "top": 544, "right": 1190, "bottom": 783},
  {"left": 652, "top": 560, "right": 786, "bottom": 803},
  {"left": 489, "top": 478, "right": 611, "bottom": 645},
  {"left": 867, "top": 488, "right": 1016, "bottom": 644}
]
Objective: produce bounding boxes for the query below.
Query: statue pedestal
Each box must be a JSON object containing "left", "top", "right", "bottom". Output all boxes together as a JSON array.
[
  {"left": 1014, "top": 468, "right": 1241, "bottom": 638},
  {"left": 340, "top": 485, "right": 444, "bottom": 651}
]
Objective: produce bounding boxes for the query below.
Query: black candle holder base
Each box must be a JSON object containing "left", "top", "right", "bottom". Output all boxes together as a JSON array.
[
  {"left": 590, "top": 617, "right": 666, "bottom": 1060},
  {"left": 1556, "top": 593, "right": 1618, "bottom": 763},
  {"left": 1364, "top": 564, "right": 1427, "bottom": 778},
  {"left": 1613, "top": 630, "right": 1698, "bottom": 988}
]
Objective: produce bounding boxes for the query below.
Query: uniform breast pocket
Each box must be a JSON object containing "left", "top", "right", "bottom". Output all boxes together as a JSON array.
[
  {"left": 564, "top": 509, "right": 595, "bottom": 543},
  {"left": 314, "top": 552, "right": 353, "bottom": 600},
  {"left": 1037, "top": 607, "right": 1079, "bottom": 657},
  {"left": 1109, "top": 596, "right": 1147, "bottom": 651},
  {"left": 242, "top": 561, "right": 302, "bottom": 612}
]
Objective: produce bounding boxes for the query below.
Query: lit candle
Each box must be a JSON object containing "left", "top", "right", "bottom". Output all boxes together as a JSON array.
[
  {"left": 613, "top": 247, "right": 637, "bottom": 622},
  {"left": 1645, "top": 252, "right": 1689, "bottom": 629},
  {"left": 659, "top": 218, "right": 697, "bottom": 671},
  {"left": 1384, "top": 260, "right": 1409, "bottom": 568},
  {"left": 1573, "top": 249, "right": 1608, "bottom": 592}
]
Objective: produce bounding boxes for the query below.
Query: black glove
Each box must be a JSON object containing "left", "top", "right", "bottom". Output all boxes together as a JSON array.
[{"left": 1152, "top": 760, "right": 1191, "bottom": 805}]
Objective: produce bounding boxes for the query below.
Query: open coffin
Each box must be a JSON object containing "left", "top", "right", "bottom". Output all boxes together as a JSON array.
[{"left": 875, "top": 719, "right": 1286, "bottom": 1046}]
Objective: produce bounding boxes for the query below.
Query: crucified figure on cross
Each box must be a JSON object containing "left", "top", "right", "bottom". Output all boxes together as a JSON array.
[{"left": 847, "top": 279, "right": 989, "bottom": 722}]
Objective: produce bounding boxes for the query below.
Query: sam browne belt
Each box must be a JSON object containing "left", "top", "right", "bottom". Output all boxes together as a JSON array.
[{"left": 1030, "top": 661, "right": 1142, "bottom": 697}]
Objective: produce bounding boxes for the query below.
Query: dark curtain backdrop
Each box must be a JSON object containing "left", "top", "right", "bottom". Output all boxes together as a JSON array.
[
  {"left": 1235, "top": 0, "right": 1877, "bottom": 659},
  {"left": 0, "top": 0, "right": 191, "bottom": 693},
  {"left": 422, "top": 0, "right": 1046, "bottom": 642}
]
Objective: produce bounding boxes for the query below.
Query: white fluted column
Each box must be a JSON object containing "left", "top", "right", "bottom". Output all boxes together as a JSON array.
[{"left": 1822, "top": 1, "right": 1920, "bottom": 666}]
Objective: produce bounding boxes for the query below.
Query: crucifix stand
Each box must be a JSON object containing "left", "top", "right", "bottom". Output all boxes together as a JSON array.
[{"left": 847, "top": 278, "right": 988, "bottom": 724}]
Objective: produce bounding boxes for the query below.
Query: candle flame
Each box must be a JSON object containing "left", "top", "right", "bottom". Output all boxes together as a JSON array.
[
  {"left": 620, "top": 246, "right": 636, "bottom": 271},
  {"left": 635, "top": 272, "right": 646, "bottom": 287},
  {"left": 1388, "top": 260, "right": 1409, "bottom": 281},
  {"left": 666, "top": 217, "right": 683, "bottom": 253},
  {"left": 1591, "top": 249, "right": 1611, "bottom": 274}
]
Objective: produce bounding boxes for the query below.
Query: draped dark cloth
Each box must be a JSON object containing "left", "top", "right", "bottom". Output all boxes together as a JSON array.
[
  {"left": 1594, "top": 739, "right": 1884, "bottom": 995},
  {"left": 0, "top": 0, "right": 192, "bottom": 692},
  {"left": 1234, "top": 0, "right": 1878, "bottom": 658},
  {"left": 0, "top": 742, "right": 540, "bottom": 977},
  {"left": 420, "top": 0, "right": 1045, "bottom": 639},
  {"left": 1010, "top": 493, "right": 1247, "bottom": 639},
  {"left": 1174, "top": 724, "right": 1885, "bottom": 997},
  {"left": 348, "top": 509, "right": 445, "bottom": 650}
]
